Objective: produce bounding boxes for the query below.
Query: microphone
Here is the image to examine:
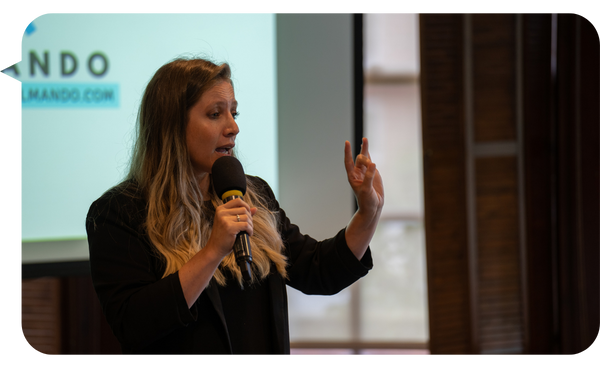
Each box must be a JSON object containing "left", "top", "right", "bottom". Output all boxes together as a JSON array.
[{"left": 211, "top": 156, "right": 253, "bottom": 282}]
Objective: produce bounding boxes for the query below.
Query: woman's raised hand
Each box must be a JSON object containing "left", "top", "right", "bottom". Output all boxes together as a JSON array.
[{"left": 344, "top": 137, "right": 384, "bottom": 217}]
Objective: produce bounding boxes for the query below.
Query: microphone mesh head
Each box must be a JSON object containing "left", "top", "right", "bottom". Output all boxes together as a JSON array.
[{"left": 211, "top": 156, "right": 247, "bottom": 198}]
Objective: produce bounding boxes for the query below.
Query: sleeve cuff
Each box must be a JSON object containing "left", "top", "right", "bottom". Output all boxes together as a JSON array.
[
  {"left": 169, "top": 271, "right": 198, "bottom": 325},
  {"left": 334, "top": 228, "right": 374, "bottom": 277}
]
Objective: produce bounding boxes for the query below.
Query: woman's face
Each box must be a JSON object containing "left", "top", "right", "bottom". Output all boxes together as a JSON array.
[{"left": 186, "top": 80, "right": 239, "bottom": 178}]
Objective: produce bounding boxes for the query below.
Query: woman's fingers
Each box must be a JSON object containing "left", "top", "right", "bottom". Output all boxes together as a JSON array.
[
  {"left": 359, "top": 137, "right": 371, "bottom": 159},
  {"left": 217, "top": 200, "right": 256, "bottom": 234},
  {"left": 363, "top": 162, "right": 376, "bottom": 189},
  {"left": 345, "top": 138, "right": 383, "bottom": 211},
  {"left": 344, "top": 140, "right": 355, "bottom": 175},
  {"left": 221, "top": 197, "right": 252, "bottom": 212},
  {"left": 207, "top": 199, "right": 257, "bottom": 258},
  {"left": 345, "top": 141, "right": 373, "bottom": 192}
]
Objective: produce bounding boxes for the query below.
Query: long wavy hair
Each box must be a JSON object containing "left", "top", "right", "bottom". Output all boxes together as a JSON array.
[{"left": 124, "top": 57, "right": 287, "bottom": 286}]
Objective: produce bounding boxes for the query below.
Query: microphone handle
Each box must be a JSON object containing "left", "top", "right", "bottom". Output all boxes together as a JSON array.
[{"left": 223, "top": 195, "right": 253, "bottom": 281}]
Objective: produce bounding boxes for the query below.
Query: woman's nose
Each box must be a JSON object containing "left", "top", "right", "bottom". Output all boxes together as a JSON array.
[{"left": 225, "top": 114, "right": 239, "bottom": 137}]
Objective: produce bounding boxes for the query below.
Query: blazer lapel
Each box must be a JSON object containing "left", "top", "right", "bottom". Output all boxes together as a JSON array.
[
  {"left": 205, "top": 280, "right": 233, "bottom": 353},
  {"left": 268, "top": 272, "right": 290, "bottom": 353}
]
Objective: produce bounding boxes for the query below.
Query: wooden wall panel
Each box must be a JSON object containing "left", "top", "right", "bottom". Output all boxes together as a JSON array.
[
  {"left": 521, "top": 14, "right": 555, "bottom": 354},
  {"left": 475, "top": 157, "right": 524, "bottom": 353},
  {"left": 555, "top": 14, "right": 600, "bottom": 354},
  {"left": 22, "top": 274, "right": 122, "bottom": 354},
  {"left": 467, "top": 14, "right": 526, "bottom": 353},
  {"left": 420, "top": 14, "right": 472, "bottom": 354},
  {"left": 22, "top": 277, "right": 62, "bottom": 354},
  {"left": 61, "top": 275, "right": 122, "bottom": 353},
  {"left": 421, "top": 13, "right": 599, "bottom": 354},
  {"left": 472, "top": 15, "right": 517, "bottom": 142},
  {"left": 421, "top": 14, "right": 525, "bottom": 354}
]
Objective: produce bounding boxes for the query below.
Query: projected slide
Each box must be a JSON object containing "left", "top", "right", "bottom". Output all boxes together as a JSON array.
[{"left": 5, "top": 14, "right": 277, "bottom": 243}]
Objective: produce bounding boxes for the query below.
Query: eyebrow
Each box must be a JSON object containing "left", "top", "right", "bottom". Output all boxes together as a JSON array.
[{"left": 209, "top": 100, "right": 238, "bottom": 109}]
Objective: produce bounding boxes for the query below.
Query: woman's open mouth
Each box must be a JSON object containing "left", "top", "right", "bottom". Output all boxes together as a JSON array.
[{"left": 215, "top": 146, "right": 233, "bottom": 155}]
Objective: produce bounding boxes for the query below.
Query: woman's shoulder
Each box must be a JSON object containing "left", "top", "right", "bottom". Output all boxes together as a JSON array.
[
  {"left": 246, "top": 175, "right": 280, "bottom": 212},
  {"left": 246, "top": 175, "right": 276, "bottom": 199},
  {"left": 246, "top": 174, "right": 264, "bottom": 185},
  {"left": 246, "top": 175, "right": 272, "bottom": 193},
  {"left": 87, "top": 179, "right": 147, "bottom": 224}
]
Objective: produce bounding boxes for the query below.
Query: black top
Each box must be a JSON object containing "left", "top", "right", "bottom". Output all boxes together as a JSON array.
[
  {"left": 86, "top": 176, "right": 373, "bottom": 354},
  {"left": 219, "top": 268, "right": 276, "bottom": 354}
]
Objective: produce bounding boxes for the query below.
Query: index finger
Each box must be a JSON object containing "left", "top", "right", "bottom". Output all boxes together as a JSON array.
[
  {"left": 222, "top": 197, "right": 252, "bottom": 212},
  {"left": 344, "top": 140, "right": 355, "bottom": 173}
]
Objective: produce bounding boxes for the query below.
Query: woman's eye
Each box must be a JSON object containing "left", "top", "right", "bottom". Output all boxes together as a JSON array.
[{"left": 207, "top": 110, "right": 238, "bottom": 119}]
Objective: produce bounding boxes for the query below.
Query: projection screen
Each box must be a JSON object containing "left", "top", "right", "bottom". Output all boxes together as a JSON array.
[{"left": 5, "top": 14, "right": 278, "bottom": 265}]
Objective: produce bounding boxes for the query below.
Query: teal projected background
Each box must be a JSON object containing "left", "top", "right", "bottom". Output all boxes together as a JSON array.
[{"left": 6, "top": 14, "right": 277, "bottom": 242}]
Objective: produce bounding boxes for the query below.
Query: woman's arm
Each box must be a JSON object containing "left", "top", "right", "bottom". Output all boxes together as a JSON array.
[
  {"left": 178, "top": 198, "right": 257, "bottom": 308},
  {"left": 343, "top": 138, "right": 384, "bottom": 260},
  {"left": 87, "top": 192, "right": 196, "bottom": 350},
  {"left": 87, "top": 191, "right": 256, "bottom": 349},
  {"left": 345, "top": 208, "right": 381, "bottom": 260},
  {"left": 177, "top": 245, "right": 224, "bottom": 308}
]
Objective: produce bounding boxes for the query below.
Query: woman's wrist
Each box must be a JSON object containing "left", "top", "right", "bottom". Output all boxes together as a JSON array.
[{"left": 179, "top": 243, "right": 227, "bottom": 308}]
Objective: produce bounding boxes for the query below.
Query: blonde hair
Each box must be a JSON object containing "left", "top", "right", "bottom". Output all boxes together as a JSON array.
[{"left": 124, "top": 57, "right": 287, "bottom": 286}]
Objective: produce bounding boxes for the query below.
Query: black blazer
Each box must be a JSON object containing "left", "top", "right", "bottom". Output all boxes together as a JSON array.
[{"left": 86, "top": 176, "right": 373, "bottom": 353}]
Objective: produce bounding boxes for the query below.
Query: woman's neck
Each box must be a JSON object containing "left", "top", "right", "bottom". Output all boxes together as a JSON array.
[{"left": 196, "top": 172, "right": 211, "bottom": 198}]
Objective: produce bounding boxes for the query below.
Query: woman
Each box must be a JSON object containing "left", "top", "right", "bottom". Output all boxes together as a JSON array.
[{"left": 86, "top": 57, "right": 384, "bottom": 354}]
